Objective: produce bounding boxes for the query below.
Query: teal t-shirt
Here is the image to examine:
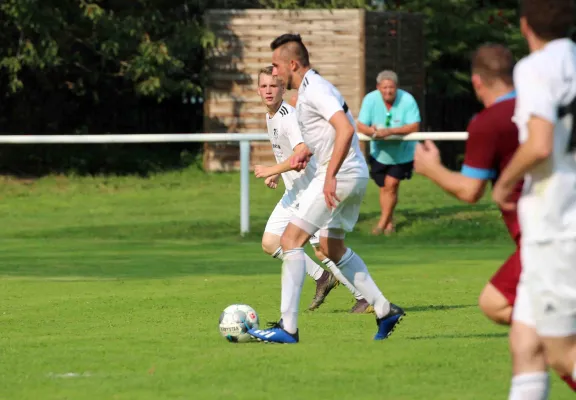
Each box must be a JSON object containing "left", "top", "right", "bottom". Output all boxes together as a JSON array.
[{"left": 358, "top": 89, "right": 421, "bottom": 165}]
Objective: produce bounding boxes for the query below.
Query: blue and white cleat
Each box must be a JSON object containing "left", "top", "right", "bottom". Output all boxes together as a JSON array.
[
  {"left": 374, "top": 303, "right": 405, "bottom": 340},
  {"left": 248, "top": 320, "right": 299, "bottom": 344}
]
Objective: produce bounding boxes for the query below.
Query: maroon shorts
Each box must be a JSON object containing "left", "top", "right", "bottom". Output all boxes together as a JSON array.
[{"left": 489, "top": 248, "right": 522, "bottom": 306}]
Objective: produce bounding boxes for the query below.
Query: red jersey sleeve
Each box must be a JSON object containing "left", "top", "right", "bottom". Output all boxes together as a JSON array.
[{"left": 461, "top": 115, "right": 498, "bottom": 180}]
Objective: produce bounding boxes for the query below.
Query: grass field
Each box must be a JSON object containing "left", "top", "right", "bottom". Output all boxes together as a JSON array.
[{"left": 0, "top": 168, "right": 572, "bottom": 399}]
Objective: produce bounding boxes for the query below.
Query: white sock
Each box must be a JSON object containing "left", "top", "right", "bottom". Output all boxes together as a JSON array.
[
  {"left": 273, "top": 247, "right": 324, "bottom": 281},
  {"left": 508, "top": 372, "right": 549, "bottom": 400},
  {"left": 280, "top": 248, "right": 306, "bottom": 334},
  {"left": 322, "top": 258, "right": 363, "bottom": 300},
  {"left": 337, "top": 248, "right": 390, "bottom": 318}
]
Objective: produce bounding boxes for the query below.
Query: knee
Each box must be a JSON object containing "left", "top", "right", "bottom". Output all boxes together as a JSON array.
[
  {"left": 478, "top": 287, "right": 512, "bottom": 325},
  {"left": 381, "top": 184, "right": 398, "bottom": 195},
  {"left": 261, "top": 235, "right": 280, "bottom": 256},
  {"left": 509, "top": 324, "right": 546, "bottom": 372},
  {"left": 280, "top": 234, "right": 301, "bottom": 252}
]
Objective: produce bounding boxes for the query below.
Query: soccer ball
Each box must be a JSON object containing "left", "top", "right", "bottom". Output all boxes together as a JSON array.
[{"left": 218, "top": 304, "right": 259, "bottom": 343}]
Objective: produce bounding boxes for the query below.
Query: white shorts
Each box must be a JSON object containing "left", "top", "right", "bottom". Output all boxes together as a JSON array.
[
  {"left": 264, "top": 200, "right": 320, "bottom": 246},
  {"left": 294, "top": 177, "right": 368, "bottom": 233},
  {"left": 514, "top": 239, "right": 576, "bottom": 337}
]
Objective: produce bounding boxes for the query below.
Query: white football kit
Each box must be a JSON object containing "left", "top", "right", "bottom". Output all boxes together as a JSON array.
[
  {"left": 511, "top": 38, "right": 576, "bottom": 337},
  {"left": 263, "top": 101, "right": 320, "bottom": 245},
  {"left": 293, "top": 69, "right": 369, "bottom": 235}
]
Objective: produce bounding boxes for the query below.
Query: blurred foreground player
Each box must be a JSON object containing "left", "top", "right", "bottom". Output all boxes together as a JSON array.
[
  {"left": 493, "top": 0, "right": 576, "bottom": 397},
  {"left": 415, "top": 43, "right": 576, "bottom": 397}
]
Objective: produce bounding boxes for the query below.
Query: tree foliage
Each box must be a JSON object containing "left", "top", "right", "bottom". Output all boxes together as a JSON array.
[{"left": 0, "top": 0, "right": 213, "bottom": 101}]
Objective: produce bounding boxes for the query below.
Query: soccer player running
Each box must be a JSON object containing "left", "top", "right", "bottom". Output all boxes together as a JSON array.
[
  {"left": 414, "top": 42, "right": 576, "bottom": 398},
  {"left": 248, "top": 34, "right": 405, "bottom": 344},
  {"left": 254, "top": 66, "right": 374, "bottom": 314},
  {"left": 492, "top": 0, "right": 576, "bottom": 397}
]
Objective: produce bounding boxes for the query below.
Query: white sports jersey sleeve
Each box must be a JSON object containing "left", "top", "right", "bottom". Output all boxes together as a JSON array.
[{"left": 282, "top": 112, "right": 304, "bottom": 150}]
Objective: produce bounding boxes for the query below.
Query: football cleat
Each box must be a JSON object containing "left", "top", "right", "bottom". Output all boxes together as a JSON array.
[
  {"left": 374, "top": 303, "right": 405, "bottom": 340},
  {"left": 248, "top": 320, "right": 299, "bottom": 344},
  {"left": 308, "top": 271, "right": 339, "bottom": 311},
  {"left": 350, "top": 299, "right": 375, "bottom": 314}
]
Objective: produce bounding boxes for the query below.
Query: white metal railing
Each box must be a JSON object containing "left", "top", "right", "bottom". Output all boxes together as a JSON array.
[{"left": 0, "top": 132, "right": 468, "bottom": 235}]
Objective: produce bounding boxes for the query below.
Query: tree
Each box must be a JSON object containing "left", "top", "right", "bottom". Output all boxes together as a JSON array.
[{"left": 0, "top": 0, "right": 213, "bottom": 101}]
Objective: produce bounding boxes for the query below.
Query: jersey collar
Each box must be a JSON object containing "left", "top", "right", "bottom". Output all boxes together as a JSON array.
[
  {"left": 494, "top": 90, "right": 516, "bottom": 104},
  {"left": 298, "top": 69, "right": 317, "bottom": 94}
]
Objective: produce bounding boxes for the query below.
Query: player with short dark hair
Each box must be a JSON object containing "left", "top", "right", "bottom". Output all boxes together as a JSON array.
[
  {"left": 416, "top": 41, "right": 576, "bottom": 398},
  {"left": 249, "top": 33, "right": 404, "bottom": 344}
]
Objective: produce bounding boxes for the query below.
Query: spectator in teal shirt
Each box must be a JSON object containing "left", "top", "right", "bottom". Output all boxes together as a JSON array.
[{"left": 356, "top": 70, "right": 421, "bottom": 236}]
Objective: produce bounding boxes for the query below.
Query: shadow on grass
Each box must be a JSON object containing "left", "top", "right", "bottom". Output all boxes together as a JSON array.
[
  {"left": 404, "top": 304, "right": 476, "bottom": 312},
  {"left": 326, "top": 304, "right": 476, "bottom": 314},
  {"left": 406, "top": 332, "right": 507, "bottom": 340},
  {"left": 358, "top": 203, "right": 496, "bottom": 230}
]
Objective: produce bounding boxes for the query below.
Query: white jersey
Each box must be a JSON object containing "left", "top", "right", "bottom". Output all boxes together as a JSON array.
[
  {"left": 513, "top": 38, "right": 576, "bottom": 242},
  {"left": 296, "top": 70, "right": 369, "bottom": 179},
  {"left": 266, "top": 101, "right": 316, "bottom": 206}
]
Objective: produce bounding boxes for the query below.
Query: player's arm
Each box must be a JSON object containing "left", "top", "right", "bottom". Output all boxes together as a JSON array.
[
  {"left": 493, "top": 63, "right": 555, "bottom": 210},
  {"left": 308, "top": 89, "right": 354, "bottom": 178},
  {"left": 414, "top": 141, "right": 488, "bottom": 203},
  {"left": 255, "top": 113, "right": 312, "bottom": 178},
  {"left": 327, "top": 111, "right": 354, "bottom": 179},
  {"left": 254, "top": 143, "right": 311, "bottom": 178}
]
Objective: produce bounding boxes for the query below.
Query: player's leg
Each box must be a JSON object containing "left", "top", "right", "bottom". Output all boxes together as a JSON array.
[
  {"left": 320, "top": 177, "right": 405, "bottom": 339},
  {"left": 479, "top": 283, "right": 513, "bottom": 324},
  {"left": 263, "top": 230, "right": 336, "bottom": 284},
  {"left": 526, "top": 240, "right": 576, "bottom": 386},
  {"left": 249, "top": 180, "right": 328, "bottom": 343},
  {"left": 479, "top": 250, "right": 521, "bottom": 325},
  {"left": 262, "top": 201, "right": 333, "bottom": 284},
  {"left": 508, "top": 281, "right": 550, "bottom": 400},
  {"left": 305, "top": 233, "right": 341, "bottom": 311},
  {"left": 310, "top": 237, "right": 374, "bottom": 313},
  {"left": 319, "top": 231, "right": 404, "bottom": 339},
  {"left": 249, "top": 221, "right": 312, "bottom": 344}
]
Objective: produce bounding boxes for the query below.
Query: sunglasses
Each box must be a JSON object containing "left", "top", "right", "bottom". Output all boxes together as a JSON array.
[{"left": 385, "top": 113, "right": 392, "bottom": 128}]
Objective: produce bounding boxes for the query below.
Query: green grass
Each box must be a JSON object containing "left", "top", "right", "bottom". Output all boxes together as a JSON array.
[{"left": 0, "top": 168, "right": 571, "bottom": 399}]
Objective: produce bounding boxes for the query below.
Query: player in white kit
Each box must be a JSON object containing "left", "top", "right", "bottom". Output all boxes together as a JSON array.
[
  {"left": 249, "top": 34, "right": 405, "bottom": 344},
  {"left": 492, "top": 0, "right": 576, "bottom": 397},
  {"left": 254, "top": 66, "right": 373, "bottom": 313}
]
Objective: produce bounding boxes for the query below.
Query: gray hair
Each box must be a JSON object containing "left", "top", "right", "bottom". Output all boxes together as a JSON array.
[{"left": 376, "top": 70, "right": 398, "bottom": 85}]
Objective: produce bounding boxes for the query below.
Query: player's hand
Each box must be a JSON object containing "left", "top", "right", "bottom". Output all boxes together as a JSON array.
[
  {"left": 414, "top": 140, "right": 441, "bottom": 176},
  {"left": 265, "top": 174, "right": 279, "bottom": 189},
  {"left": 323, "top": 176, "right": 341, "bottom": 209},
  {"left": 290, "top": 151, "right": 311, "bottom": 171},
  {"left": 492, "top": 182, "right": 517, "bottom": 211},
  {"left": 254, "top": 165, "right": 271, "bottom": 178}
]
